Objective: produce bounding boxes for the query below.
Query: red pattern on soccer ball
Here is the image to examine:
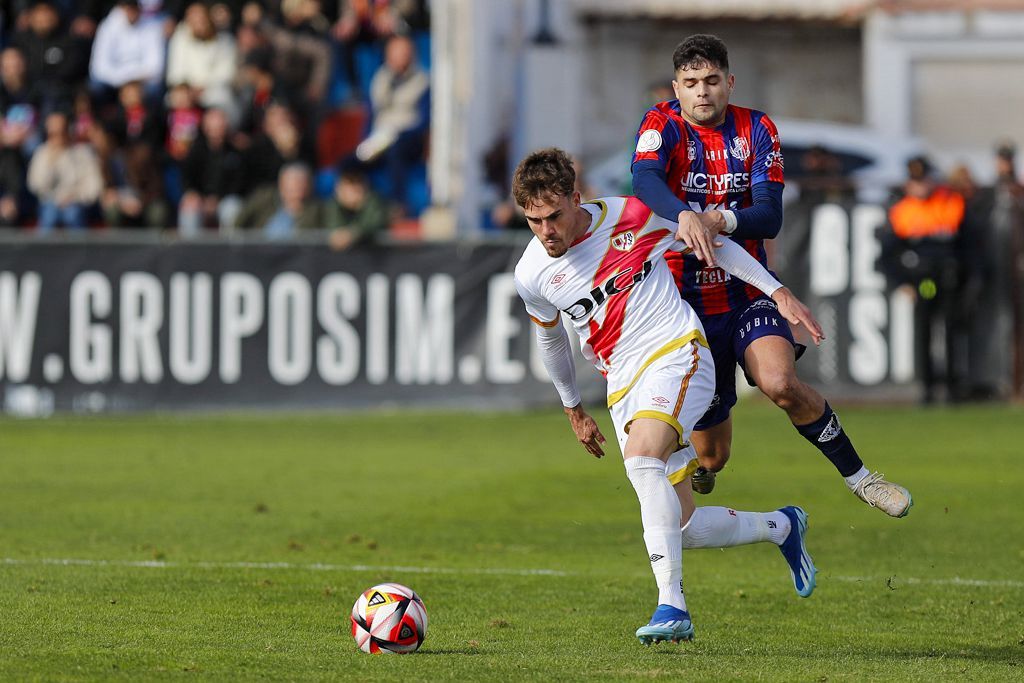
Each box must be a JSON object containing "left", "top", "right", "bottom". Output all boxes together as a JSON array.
[{"left": 350, "top": 583, "right": 428, "bottom": 654}]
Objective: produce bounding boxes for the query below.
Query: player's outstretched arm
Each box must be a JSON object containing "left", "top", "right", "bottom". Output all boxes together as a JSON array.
[
  {"left": 771, "top": 287, "right": 825, "bottom": 345},
  {"left": 708, "top": 239, "right": 825, "bottom": 345},
  {"left": 564, "top": 403, "right": 606, "bottom": 458}
]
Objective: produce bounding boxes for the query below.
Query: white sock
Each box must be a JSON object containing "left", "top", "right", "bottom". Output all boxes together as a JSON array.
[
  {"left": 682, "top": 507, "right": 791, "bottom": 547},
  {"left": 624, "top": 456, "right": 686, "bottom": 611},
  {"left": 844, "top": 466, "right": 870, "bottom": 490}
]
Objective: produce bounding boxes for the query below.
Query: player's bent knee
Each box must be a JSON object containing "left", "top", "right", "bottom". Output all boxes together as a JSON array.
[
  {"left": 759, "top": 373, "right": 801, "bottom": 410},
  {"left": 701, "top": 449, "right": 730, "bottom": 472}
]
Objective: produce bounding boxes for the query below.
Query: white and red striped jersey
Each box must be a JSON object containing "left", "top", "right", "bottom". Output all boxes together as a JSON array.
[{"left": 514, "top": 195, "right": 781, "bottom": 405}]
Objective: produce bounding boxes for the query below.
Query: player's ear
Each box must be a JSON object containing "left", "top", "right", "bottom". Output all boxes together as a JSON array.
[
  {"left": 727, "top": 73, "right": 735, "bottom": 92},
  {"left": 572, "top": 191, "right": 581, "bottom": 207}
]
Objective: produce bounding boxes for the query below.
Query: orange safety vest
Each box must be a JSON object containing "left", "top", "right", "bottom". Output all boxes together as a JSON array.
[{"left": 888, "top": 186, "right": 965, "bottom": 240}]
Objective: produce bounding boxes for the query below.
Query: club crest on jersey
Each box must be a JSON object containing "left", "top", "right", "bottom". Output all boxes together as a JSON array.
[
  {"left": 611, "top": 231, "right": 636, "bottom": 252},
  {"left": 729, "top": 136, "right": 750, "bottom": 161},
  {"left": 562, "top": 260, "right": 654, "bottom": 321},
  {"left": 635, "top": 129, "right": 662, "bottom": 153},
  {"left": 686, "top": 140, "right": 697, "bottom": 161}
]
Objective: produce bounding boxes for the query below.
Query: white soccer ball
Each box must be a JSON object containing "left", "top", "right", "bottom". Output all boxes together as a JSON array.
[{"left": 350, "top": 582, "right": 428, "bottom": 654}]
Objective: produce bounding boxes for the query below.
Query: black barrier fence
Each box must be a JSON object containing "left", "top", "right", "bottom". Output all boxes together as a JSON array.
[{"left": 1, "top": 200, "right": 1021, "bottom": 415}]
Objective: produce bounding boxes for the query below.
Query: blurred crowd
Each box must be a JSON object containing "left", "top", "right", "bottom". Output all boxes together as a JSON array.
[
  {"left": 0, "top": 0, "right": 430, "bottom": 246},
  {"left": 878, "top": 144, "right": 1024, "bottom": 403}
]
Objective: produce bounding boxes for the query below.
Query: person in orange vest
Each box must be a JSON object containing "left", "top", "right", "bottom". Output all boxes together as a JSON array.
[{"left": 882, "top": 156, "right": 967, "bottom": 403}]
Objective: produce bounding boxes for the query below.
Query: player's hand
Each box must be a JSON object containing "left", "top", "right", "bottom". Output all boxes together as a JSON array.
[
  {"left": 676, "top": 210, "right": 722, "bottom": 267},
  {"left": 564, "top": 404, "right": 606, "bottom": 458},
  {"left": 771, "top": 287, "right": 825, "bottom": 345}
]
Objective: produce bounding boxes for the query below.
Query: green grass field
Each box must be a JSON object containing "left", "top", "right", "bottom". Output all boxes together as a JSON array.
[{"left": 2, "top": 401, "right": 1023, "bottom": 681}]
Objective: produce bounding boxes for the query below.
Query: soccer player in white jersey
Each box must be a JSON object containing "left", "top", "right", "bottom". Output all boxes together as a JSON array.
[{"left": 512, "top": 148, "right": 823, "bottom": 645}]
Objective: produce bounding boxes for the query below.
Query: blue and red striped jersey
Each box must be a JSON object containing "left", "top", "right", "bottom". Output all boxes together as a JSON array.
[{"left": 632, "top": 102, "right": 784, "bottom": 317}]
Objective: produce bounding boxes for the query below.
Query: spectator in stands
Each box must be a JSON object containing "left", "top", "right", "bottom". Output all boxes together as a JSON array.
[
  {"left": 11, "top": 0, "right": 88, "bottom": 114},
  {"left": 166, "top": 2, "right": 238, "bottom": 117},
  {"left": 880, "top": 156, "right": 966, "bottom": 403},
  {"left": 234, "top": 47, "right": 282, "bottom": 141},
  {"left": 70, "top": 87, "right": 98, "bottom": 143},
  {"left": 325, "top": 164, "right": 388, "bottom": 250},
  {"left": 331, "top": 0, "right": 399, "bottom": 102},
  {"left": 0, "top": 47, "right": 38, "bottom": 226},
  {"left": 164, "top": 82, "right": 202, "bottom": 161},
  {"left": 794, "top": 144, "right": 855, "bottom": 206},
  {"left": 244, "top": 1, "right": 331, "bottom": 120},
  {"left": 242, "top": 102, "right": 313, "bottom": 192},
  {"left": 89, "top": 0, "right": 167, "bottom": 105},
  {"left": 0, "top": 47, "right": 39, "bottom": 152},
  {"left": 233, "top": 161, "right": 324, "bottom": 238},
  {"left": 27, "top": 110, "right": 103, "bottom": 230},
  {"left": 356, "top": 33, "right": 428, "bottom": 215},
  {"left": 95, "top": 125, "right": 168, "bottom": 228},
  {"left": 108, "top": 80, "right": 164, "bottom": 150},
  {"left": 990, "top": 143, "right": 1024, "bottom": 398},
  {"left": 178, "top": 107, "right": 244, "bottom": 236}
]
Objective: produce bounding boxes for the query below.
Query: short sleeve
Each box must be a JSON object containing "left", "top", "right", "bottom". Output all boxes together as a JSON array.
[
  {"left": 751, "top": 113, "right": 784, "bottom": 186},
  {"left": 514, "top": 272, "right": 560, "bottom": 328},
  {"left": 631, "top": 108, "right": 681, "bottom": 170}
]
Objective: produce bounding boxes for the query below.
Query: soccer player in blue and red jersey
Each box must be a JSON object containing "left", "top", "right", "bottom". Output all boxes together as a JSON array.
[{"left": 632, "top": 34, "right": 912, "bottom": 517}]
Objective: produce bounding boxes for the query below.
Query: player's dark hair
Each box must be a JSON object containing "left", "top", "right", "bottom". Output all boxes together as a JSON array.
[
  {"left": 512, "top": 148, "right": 576, "bottom": 209},
  {"left": 673, "top": 34, "right": 729, "bottom": 73}
]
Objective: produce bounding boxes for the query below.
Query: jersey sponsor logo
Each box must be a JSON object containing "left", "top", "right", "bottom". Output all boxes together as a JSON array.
[
  {"left": 729, "top": 136, "right": 750, "bottom": 161},
  {"left": 611, "top": 231, "right": 636, "bottom": 252},
  {"left": 765, "top": 150, "right": 784, "bottom": 170},
  {"left": 562, "top": 260, "right": 654, "bottom": 321},
  {"left": 695, "top": 268, "right": 732, "bottom": 286},
  {"left": 636, "top": 129, "right": 663, "bottom": 153},
  {"left": 679, "top": 171, "right": 751, "bottom": 195},
  {"left": 747, "top": 299, "right": 779, "bottom": 312},
  {"left": 686, "top": 140, "right": 696, "bottom": 161},
  {"left": 737, "top": 316, "right": 781, "bottom": 339}
]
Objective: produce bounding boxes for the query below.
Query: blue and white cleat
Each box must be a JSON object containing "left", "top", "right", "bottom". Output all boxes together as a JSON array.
[
  {"left": 777, "top": 505, "right": 816, "bottom": 598},
  {"left": 635, "top": 604, "right": 694, "bottom": 645}
]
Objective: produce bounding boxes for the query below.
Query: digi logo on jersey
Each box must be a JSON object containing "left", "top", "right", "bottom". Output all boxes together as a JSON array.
[
  {"left": 679, "top": 171, "right": 750, "bottom": 195},
  {"left": 562, "top": 260, "right": 654, "bottom": 321}
]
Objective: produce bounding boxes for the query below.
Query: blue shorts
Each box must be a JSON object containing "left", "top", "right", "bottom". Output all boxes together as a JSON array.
[{"left": 694, "top": 296, "right": 796, "bottom": 431}]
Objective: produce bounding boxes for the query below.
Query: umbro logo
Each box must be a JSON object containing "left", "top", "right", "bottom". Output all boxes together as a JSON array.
[
  {"left": 551, "top": 273, "right": 566, "bottom": 285},
  {"left": 649, "top": 554, "right": 664, "bottom": 563},
  {"left": 818, "top": 415, "right": 842, "bottom": 443},
  {"left": 651, "top": 396, "right": 670, "bottom": 405}
]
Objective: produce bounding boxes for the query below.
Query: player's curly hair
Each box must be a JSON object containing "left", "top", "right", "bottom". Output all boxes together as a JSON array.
[
  {"left": 673, "top": 34, "right": 729, "bottom": 73},
  {"left": 511, "top": 148, "right": 576, "bottom": 209}
]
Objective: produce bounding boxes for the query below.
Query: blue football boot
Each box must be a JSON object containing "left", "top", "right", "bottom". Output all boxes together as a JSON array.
[
  {"left": 777, "top": 505, "right": 816, "bottom": 598},
  {"left": 635, "top": 604, "right": 694, "bottom": 645}
]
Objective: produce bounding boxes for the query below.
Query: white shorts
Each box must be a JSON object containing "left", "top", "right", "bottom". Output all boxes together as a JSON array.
[{"left": 607, "top": 338, "right": 715, "bottom": 485}]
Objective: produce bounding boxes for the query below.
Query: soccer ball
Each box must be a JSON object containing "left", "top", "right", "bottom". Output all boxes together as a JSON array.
[{"left": 350, "top": 583, "right": 428, "bottom": 654}]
